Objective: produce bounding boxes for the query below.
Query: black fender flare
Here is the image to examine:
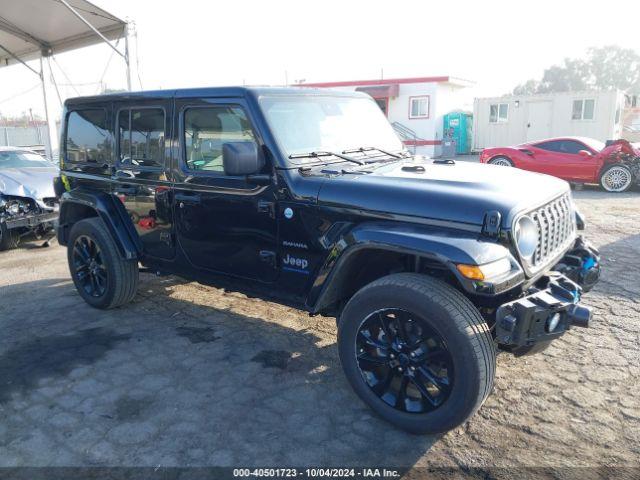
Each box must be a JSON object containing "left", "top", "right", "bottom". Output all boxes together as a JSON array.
[
  {"left": 307, "top": 221, "right": 514, "bottom": 313},
  {"left": 57, "top": 190, "right": 142, "bottom": 260}
]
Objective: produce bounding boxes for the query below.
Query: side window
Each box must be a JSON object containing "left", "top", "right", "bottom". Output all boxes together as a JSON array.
[
  {"left": 118, "top": 108, "right": 165, "bottom": 168},
  {"left": 65, "top": 109, "right": 110, "bottom": 163},
  {"left": 535, "top": 140, "right": 563, "bottom": 152},
  {"left": 561, "top": 141, "right": 585, "bottom": 155},
  {"left": 183, "top": 106, "right": 256, "bottom": 172}
]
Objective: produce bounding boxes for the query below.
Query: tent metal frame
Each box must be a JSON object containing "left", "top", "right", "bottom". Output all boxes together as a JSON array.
[{"left": 0, "top": 1, "right": 130, "bottom": 159}]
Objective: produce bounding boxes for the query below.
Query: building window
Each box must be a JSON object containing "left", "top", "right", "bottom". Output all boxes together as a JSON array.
[
  {"left": 409, "top": 96, "right": 430, "bottom": 119},
  {"left": 572, "top": 99, "right": 595, "bottom": 120},
  {"left": 118, "top": 108, "right": 165, "bottom": 168},
  {"left": 489, "top": 103, "right": 509, "bottom": 123}
]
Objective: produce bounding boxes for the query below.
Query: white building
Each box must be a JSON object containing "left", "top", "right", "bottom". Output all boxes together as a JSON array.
[
  {"left": 473, "top": 90, "right": 626, "bottom": 151},
  {"left": 301, "top": 76, "right": 474, "bottom": 157}
]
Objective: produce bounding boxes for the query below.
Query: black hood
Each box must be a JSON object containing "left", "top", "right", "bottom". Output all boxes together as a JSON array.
[{"left": 315, "top": 160, "right": 570, "bottom": 229}]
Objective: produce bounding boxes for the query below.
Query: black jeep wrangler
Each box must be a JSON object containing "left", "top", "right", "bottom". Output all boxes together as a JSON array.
[{"left": 55, "top": 87, "right": 600, "bottom": 434}]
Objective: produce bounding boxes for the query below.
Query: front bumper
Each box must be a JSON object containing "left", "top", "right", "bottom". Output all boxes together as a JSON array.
[
  {"left": 552, "top": 236, "right": 600, "bottom": 292},
  {"left": 495, "top": 237, "right": 600, "bottom": 356},
  {"left": 3, "top": 211, "right": 58, "bottom": 230}
]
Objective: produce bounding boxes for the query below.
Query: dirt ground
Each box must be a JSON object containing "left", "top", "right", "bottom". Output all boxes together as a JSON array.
[{"left": 0, "top": 187, "right": 639, "bottom": 476}]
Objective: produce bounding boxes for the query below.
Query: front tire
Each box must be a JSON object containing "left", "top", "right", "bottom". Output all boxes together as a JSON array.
[
  {"left": 0, "top": 222, "right": 20, "bottom": 251},
  {"left": 67, "top": 218, "right": 139, "bottom": 309},
  {"left": 338, "top": 273, "right": 496, "bottom": 434},
  {"left": 599, "top": 164, "right": 633, "bottom": 192},
  {"left": 488, "top": 156, "right": 514, "bottom": 167}
]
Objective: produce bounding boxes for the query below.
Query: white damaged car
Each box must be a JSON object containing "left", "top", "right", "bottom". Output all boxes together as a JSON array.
[{"left": 0, "top": 147, "right": 59, "bottom": 250}]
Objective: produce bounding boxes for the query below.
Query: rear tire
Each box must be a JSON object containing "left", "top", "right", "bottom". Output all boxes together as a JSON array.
[
  {"left": 599, "top": 164, "right": 633, "bottom": 192},
  {"left": 67, "top": 218, "right": 138, "bottom": 309},
  {"left": 0, "top": 222, "right": 20, "bottom": 251},
  {"left": 488, "top": 156, "right": 514, "bottom": 167},
  {"left": 338, "top": 273, "right": 496, "bottom": 434}
]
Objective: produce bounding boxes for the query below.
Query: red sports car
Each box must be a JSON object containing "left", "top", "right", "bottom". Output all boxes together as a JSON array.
[{"left": 480, "top": 137, "right": 640, "bottom": 192}]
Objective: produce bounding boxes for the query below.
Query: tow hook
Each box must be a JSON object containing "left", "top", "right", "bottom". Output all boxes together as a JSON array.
[
  {"left": 553, "top": 237, "right": 600, "bottom": 292},
  {"left": 566, "top": 304, "right": 592, "bottom": 328},
  {"left": 495, "top": 272, "right": 589, "bottom": 348}
]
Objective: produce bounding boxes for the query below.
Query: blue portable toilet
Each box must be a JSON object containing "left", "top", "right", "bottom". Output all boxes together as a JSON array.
[{"left": 443, "top": 112, "right": 472, "bottom": 154}]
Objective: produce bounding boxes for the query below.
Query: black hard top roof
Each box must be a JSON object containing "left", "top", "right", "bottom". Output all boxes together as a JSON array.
[{"left": 64, "top": 86, "right": 366, "bottom": 106}]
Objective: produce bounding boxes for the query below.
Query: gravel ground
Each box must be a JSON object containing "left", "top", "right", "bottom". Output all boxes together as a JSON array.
[{"left": 0, "top": 187, "right": 638, "bottom": 476}]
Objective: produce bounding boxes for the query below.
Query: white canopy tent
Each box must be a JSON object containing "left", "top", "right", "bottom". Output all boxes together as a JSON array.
[{"left": 0, "top": 0, "right": 129, "bottom": 159}]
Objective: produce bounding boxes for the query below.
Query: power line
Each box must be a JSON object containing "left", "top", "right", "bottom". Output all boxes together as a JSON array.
[
  {"left": 96, "top": 36, "right": 120, "bottom": 93},
  {"left": 47, "top": 56, "right": 63, "bottom": 108},
  {"left": 50, "top": 55, "right": 81, "bottom": 96},
  {"left": 0, "top": 83, "right": 41, "bottom": 105},
  {"left": 134, "top": 26, "right": 143, "bottom": 90}
]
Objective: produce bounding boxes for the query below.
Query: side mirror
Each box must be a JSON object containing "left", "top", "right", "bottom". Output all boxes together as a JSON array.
[
  {"left": 518, "top": 148, "right": 534, "bottom": 156},
  {"left": 578, "top": 150, "right": 593, "bottom": 158},
  {"left": 223, "top": 141, "right": 264, "bottom": 176}
]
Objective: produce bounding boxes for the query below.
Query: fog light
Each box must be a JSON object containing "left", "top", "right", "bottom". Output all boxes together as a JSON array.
[{"left": 546, "top": 312, "right": 561, "bottom": 333}]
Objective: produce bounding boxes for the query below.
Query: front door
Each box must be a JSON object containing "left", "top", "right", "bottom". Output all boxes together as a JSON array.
[
  {"left": 526, "top": 101, "right": 552, "bottom": 142},
  {"left": 532, "top": 139, "right": 599, "bottom": 181},
  {"left": 173, "top": 97, "right": 278, "bottom": 282},
  {"left": 112, "top": 99, "right": 175, "bottom": 260}
]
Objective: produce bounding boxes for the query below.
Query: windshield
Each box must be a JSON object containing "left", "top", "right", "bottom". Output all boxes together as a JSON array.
[
  {"left": 0, "top": 151, "right": 53, "bottom": 169},
  {"left": 259, "top": 94, "right": 404, "bottom": 163}
]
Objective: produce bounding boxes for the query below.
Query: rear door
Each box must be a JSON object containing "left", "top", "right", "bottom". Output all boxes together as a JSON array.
[
  {"left": 112, "top": 98, "right": 175, "bottom": 260},
  {"left": 173, "top": 96, "right": 278, "bottom": 282}
]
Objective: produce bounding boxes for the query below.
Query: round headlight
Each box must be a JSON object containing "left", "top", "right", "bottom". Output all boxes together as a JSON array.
[{"left": 515, "top": 215, "right": 538, "bottom": 259}]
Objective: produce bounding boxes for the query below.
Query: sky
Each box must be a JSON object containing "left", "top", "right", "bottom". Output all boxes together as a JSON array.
[{"left": 0, "top": 0, "right": 638, "bottom": 121}]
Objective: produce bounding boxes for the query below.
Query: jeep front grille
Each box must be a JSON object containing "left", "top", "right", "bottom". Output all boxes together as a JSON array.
[{"left": 528, "top": 194, "right": 576, "bottom": 271}]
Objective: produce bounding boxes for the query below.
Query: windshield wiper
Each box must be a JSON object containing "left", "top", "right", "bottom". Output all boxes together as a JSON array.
[
  {"left": 341, "top": 146, "right": 404, "bottom": 160},
  {"left": 289, "top": 151, "right": 364, "bottom": 166}
]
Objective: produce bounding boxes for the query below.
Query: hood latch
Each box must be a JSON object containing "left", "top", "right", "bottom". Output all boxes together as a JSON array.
[{"left": 482, "top": 210, "right": 502, "bottom": 238}]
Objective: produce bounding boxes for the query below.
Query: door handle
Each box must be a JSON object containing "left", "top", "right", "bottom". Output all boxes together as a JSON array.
[
  {"left": 114, "top": 184, "right": 137, "bottom": 195},
  {"left": 175, "top": 193, "right": 201, "bottom": 207}
]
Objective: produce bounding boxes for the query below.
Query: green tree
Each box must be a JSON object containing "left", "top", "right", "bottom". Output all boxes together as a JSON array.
[{"left": 512, "top": 46, "right": 640, "bottom": 94}]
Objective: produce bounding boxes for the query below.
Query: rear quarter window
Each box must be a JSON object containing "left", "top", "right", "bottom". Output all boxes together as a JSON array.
[{"left": 65, "top": 109, "right": 111, "bottom": 164}]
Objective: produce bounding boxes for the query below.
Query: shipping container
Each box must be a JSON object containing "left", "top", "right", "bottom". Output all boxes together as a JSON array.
[{"left": 473, "top": 90, "right": 626, "bottom": 151}]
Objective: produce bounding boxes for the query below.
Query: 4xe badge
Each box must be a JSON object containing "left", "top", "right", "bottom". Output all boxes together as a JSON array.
[
  {"left": 283, "top": 207, "right": 294, "bottom": 219},
  {"left": 282, "top": 253, "right": 309, "bottom": 274}
]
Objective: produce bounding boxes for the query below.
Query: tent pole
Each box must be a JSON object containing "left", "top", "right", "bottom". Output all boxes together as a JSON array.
[
  {"left": 39, "top": 55, "right": 54, "bottom": 161},
  {"left": 57, "top": 0, "right": 126, "bottom": 60},
  {"left": 124, "top": 23, "right": 131, "bottom": 91}
]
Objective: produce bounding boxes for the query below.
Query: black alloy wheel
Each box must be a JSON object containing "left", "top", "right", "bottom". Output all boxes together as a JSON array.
[
  {"left": 338, "top": 273, "right": 496, "bottom": 433},
  {"left": 67, "top": 218, "right": 138, "bottom": 309},
  {"left": 72, "top": 234, "right": 108, "bottom": 298},
  {"left": 355, "top": 308, "right": 454, "bottom": 413}
]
